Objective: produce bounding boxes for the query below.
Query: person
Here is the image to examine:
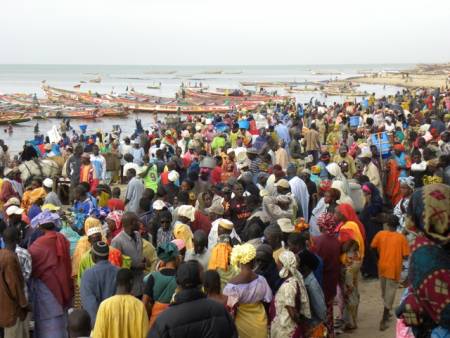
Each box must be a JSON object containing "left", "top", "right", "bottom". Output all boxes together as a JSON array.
[
  {"left": 359, "top": 151, "right": 383, "bottom": 194},
  {"left": 28, "top": 211, "right": 73, "bottom": 337},
  {"left": 371, "top": 215, "right": 409, "bottom": 331},
  {"left": 125, "top": 168, "right": 145, "bottom": 213},
  {"left": 304, "top": 123, "right": 321, "bottom": 163},
  {"left": 67, "top": 144, "right": 83, "bottom": 202},
  {"left": 90, "top": 144, "right": 107, "bottom": 183},
  {"left": 393, "top": 176, "right": 415, "bottom": 232},
  {"left": 270, "top": 250, "right": 311, "bottom": 338},
  {"left": 43, "top": 178, "right": 62, "bottom": 206},
  {"left": 107, "top": 187, "right": 125, "bottom": 211},
  {"left": 143, "top": 242, "right": 179, "bottom": 328},
  {"left": 385, "top": 144, "right": 411, "bottom": 206},
  {"left": 156, "top": 210, "right": 174, "bottom": 247},
  {"left": 184, "top": 229, "right": 210, "bottom": 270},
  {"left": 80, "top": 241, "right": 119, "bottom": 325},
  {"left": 111, "top": 212, "right": 145, "bottom": 297},
  {"left": 203, "top": 269, "right": 229, "bottom": 308},
  {"left": 360, "top": 182, "right": 384, "bottom": 279},
  {"left": 397, "top": 183, "right": 450, "bottom": 337},
  {"left": 80, "top": 153, "right": 98, "bottom": 192},
  {"left": 263, "top": 224, "right": 285, "bottom": 263},
  {"left": 287, "top": 163, "right": 309, "bottom": 220},
  {"left": 131, "top": 140, "right": 145, "bottom": 166},
  {"left": 93, "top": 269, "right": 148, "bottom": 338},
  {"left": 148, "top": 261, "right": 237, "bottom": 338},
  {"left": 254, "top": 243, "right": 283, "bottom": 294},
  {"left": 334, "top": 203, "right": 365, "bottom": 331},
  {"left": 0, "top": 227, "right": 29, "bottom": 338},
  {"left": 333, "top": 144, "right": 356, "bottom": 178},
  {"left": 223, "top": 243, "right": 272, "bottom": 338},
  {"left": 311, "top": 212, "right": 341, "bottom": 337},
  {"left": 68, "top": 309, "right": 91, "bottom": 338}
]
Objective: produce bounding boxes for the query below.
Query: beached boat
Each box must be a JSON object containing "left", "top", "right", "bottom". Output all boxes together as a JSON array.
[
  {"left": 89, "top": 77, "right": 102, "bottom": 83},
  {"left": 286, "top": 87, "right": 320, "bottom": 93},
  {"left": 146, "top": 83, "right": 161, "bottom": 89},
  {"left": 323, "top": 90, "right": 368, "bottom": 97},
  {"left": 0, "top": 113, "right": 31, "bottom": 125},
  {"left": 201, "top": 70, "right": 222, "bottom": 75}
]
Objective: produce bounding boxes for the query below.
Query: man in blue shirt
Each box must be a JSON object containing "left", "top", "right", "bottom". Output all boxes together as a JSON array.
[{"left": 80, "top": 241, "right": 119, "bottom": 325}]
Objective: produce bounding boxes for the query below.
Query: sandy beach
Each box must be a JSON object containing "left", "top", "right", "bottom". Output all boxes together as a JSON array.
[{"left": 349, "top": 72, "right": 449, "bottom": 89}]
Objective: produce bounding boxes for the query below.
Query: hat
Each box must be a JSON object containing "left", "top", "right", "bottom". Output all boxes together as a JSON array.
[
  {"left": 4, "top": 197, "right": 20, "bottom": 208},
  {"left": 237, "top": 159, "right": 251, "bottom": 170},
  {"left": 152, "top": 200, "right": 167, "bottom": 211},
  {"left": 358, "top": 150, "right": 372, "bottom": 159},
  {"left": 277, "top": 218, "right": 295, "bottom": 233},
  {"left": 43, "top": 178, "right": 53, "bottom": 189},
  {"left": 6, "top": 205, "right": 24, "bottom": 216},
  {"left": 86, "top": 226, "right": 103, "bottom": 237},
  {"left": 177, "top": 205, "right": 196, "bottom": 222},
  {"left": 275, "top": 179, "right": 290, "bottom": 189},
  {"left": 42, "top": 204, "right": 60, "bottom": 211},
  {"left": 168, "top": 170, "right": 180, "bottom": 182},
  {"left": 218, "top": 218, "right": 234, "bottom": 230},
  {"left": 30, "top": 210, "right": 61, "bottom": 229},
  {"left": 92, "top": 241, "right": 109, "bottom": 257}
]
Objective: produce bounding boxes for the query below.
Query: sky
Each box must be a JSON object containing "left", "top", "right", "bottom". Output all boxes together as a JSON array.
[{"left": 1, "top": 0, "right": 450, "bottom": 65}]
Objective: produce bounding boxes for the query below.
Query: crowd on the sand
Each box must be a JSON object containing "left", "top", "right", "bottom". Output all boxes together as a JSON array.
[{"left": 0, "top": 87, "right": 450, "bottom": 338}]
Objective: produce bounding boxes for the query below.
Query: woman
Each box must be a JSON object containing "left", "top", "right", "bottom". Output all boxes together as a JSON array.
[
  {"left": 312, "top": 213, "right": 341, "bottom": 338},
  {"left": 334, "top": 203, "right": 365, "bottom": 331},
  {"left": 331, "top": 181, "right": 354, "bottom": 208},
  {"left": 393, "top": 177, "right": 415, "bottom": 234},
  {"left": 410, "top": 150, "right": 427, "bottom": 188},
  {"left": 271, "top": 250, "right": 311, "bottom": 338},
  {"left": 386, "top": 144, "right": 411, "bottom": 206},
  {"left": 143, "top": 242, "right": 179, "bottom": 328},
  {"left": 173, "top": 222, "right": 194, "bottom": 251},
  {"left": 79, "top": 153, "right": 98, "bottom": 193},
  {"left": 360, "top": 183, "right": 383, "bottom": 279},
  {"left": 326, "top": 162, "right": 350, "bottom": 196},
  {"left": 203, "top": 270, "right": 229, "bottom": 309},
  {"left": 223, "top": 243, "right": 272, "bottom": 338},
  {"left": 208, "top": 239, "right": 237, "bottom": 290},
  {"left": 309, "top": 186, "right": 340, "bottom": 236},
  {"left": 397, "top": 183, "right": 450, "bottom": 337}
]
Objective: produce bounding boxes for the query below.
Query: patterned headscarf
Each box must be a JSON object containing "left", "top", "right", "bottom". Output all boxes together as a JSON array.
[
  {"left": 278, "top": 250, "right": 311, "bottom": 319},
  {"left": 399, "top": 176, "right": 415, "bottom": 190},
  {"left": 406, "top": 183, "right": 450, "bottom": 244},
  {"left": 319, "top": 180, "right": 332, "bottom": 192},
  {"left": 317, "top": 212, "right": 338, "bottom": 235}
]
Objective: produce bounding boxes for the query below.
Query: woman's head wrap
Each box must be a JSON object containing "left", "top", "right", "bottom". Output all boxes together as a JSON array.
[
  {"left": 30, "top": 210, "right": 61, "bottom": 229},
  {"left": 84, "top": 217, "right": 101, "bottom": 235},
  {"left": 173, "top": 223, "right": 194, "bottom": 250},
  {"left": 399, "top": 176, "right": 415, "bottom": 190},
  {"left": 317, "top": 212, "right": 339, "bottom": 235},
  {"left": 393, "top": 143, "right": 405, "bottom": 152},
  {"left": 157, "top": 242, "right": 179, "bottom": 262},
  {"left": 406, "top": 183, "right": 450, "bottom": 244},
  {"left": 230, "top": 243, "right": 256, "bottom": 267}
]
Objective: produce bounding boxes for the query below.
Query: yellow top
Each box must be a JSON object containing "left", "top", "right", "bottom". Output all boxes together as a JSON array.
[{"left": 93, "top": 294, "right": 148, "bottom": 338}]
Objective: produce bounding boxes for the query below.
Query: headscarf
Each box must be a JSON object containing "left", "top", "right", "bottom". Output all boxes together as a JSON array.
[
  {"left": 278, "top": 250, "right": 311, "bottom": 319},
  {"left": 157, "top": 242, "right": 179, "bottom": 262},
  {"left": 317, "top": 212, "right": 338, "bottom": 235},
  {"left": 208, "top": 242, "right": 232, "bottom": 271},
  {"left": 230, "top": 243, "right": 256, "bottom": 267},
  {"left": 29, "top": 187, "right": 46, "bottom": 204},
  {"left": 393, "top": 143, "right": 405, "bottom": 152},
  {"left": 30, "top": 210, "right": 61, "bottom": 229},
  {"left": 0, "top": 180, "right": 18, "bottom": 203},
  {"left": 326, "top": 163, "right": 350, "bottom": 195},
  {"left": 319, "top": 179, "right": 332, "bottom": 192},
  {"left": 336, "top": 203, "right": 366, "bottom": 240},
  {"left": 361, "top": 182, "right": 383, "bottom": 213},
  {"left": 406, "top": 183, "right": 450, "bottom": 244},
  {"left": 84, "top": 217, "right": 101, "bottom": 235},
  {"left": 106, "top": 210, "right": 123, "bottom": 237},
  {"left": 399, "top": 176, "right": 415, "bottom": 190},
  {"left": 173, "top": 223, "right": 194, "bottom": 250}
]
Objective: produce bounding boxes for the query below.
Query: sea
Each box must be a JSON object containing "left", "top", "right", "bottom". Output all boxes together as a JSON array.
[{"left": 0, "top": 64, "right": 413, "bottom": 155}]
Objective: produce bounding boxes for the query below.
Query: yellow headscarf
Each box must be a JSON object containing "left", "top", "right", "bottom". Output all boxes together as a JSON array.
[
  {"left": 230, "top": 243, "right": 256, "bottom": 267},
  {"left": 173, "top": 223, "right": 193, "bottom": 250},
  {"left": 72, "top": 217, "right": 103, "bottom": 277}
]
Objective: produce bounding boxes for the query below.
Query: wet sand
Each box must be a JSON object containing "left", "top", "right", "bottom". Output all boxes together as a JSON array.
[{"left": 349, "top": 73, "right": 449, "bottom": 89}]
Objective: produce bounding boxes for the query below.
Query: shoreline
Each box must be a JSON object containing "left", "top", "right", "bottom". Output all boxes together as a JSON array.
[{"left": 347, "top": 73, "right": 449, "bottom": 89}]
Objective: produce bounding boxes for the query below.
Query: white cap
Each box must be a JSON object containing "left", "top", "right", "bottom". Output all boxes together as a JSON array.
[
  {"left": 86, "top": 226, "right": 103, "bottom": 237},
  {"left": 177, "top": 205, "right": 196, "bottom": 222},
  {"left": 43, "top": 178, "right": 53, "bottom": 189},
  {"left": 152, "top": 200, "right": 167, "bottom": 211},
  {"left": 277, "top": 218, "right": 295, "bottom": 233},
  {"left": 168, "top": 170, "right": 180, "bottom": 182},
  {"left": 6, "top": 205, "right": 24, "bottom": 216}
]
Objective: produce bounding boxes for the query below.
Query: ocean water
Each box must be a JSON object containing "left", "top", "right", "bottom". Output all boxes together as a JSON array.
[{"left": 0, "top": 64, "right": 412, "bottom": 154}]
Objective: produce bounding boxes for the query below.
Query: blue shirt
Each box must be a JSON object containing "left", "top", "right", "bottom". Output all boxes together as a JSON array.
[
  {"left": 131, "top": 147, "right": 145, "bottom": 166},
  {"left": 80, "top": 260, "right": 119, "bottom": 324},
  {"left": 274, "top": 123, "right": 291, "bottom": 145}
]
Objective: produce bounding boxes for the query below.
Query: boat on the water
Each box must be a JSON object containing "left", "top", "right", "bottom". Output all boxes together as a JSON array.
[
  {"left": 89, "top": 77, "right": 102, "bottom": 83},
  {"left": 0, "top": 113, "right": 31, "bottom": 125},
  {"left": 146, "top": 83, "right": 161, "bottom": 89}
]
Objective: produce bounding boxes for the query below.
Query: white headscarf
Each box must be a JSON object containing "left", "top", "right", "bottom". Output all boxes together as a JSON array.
[{"left": 326, "top": 162, "right": 350, "bottom": 195}]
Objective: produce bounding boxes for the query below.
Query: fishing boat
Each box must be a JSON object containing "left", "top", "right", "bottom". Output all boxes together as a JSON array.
[
  {"left": 89, "top": 77, "right": 102, "bottom": 83},
  {"left": 323, "top": 90, "right": 368, "bottom": 97},
  {"left": 286, "top": 87, "right": 320, "bottom": 93},
  {"left": 0, "top": 113, "right": 31, "bottom": 125},
  {"left": 146, "top": 83, "right": 161, "bottom": 89},
  {"left": 201, "top": 70, "right": 222, "bottom": 75}
]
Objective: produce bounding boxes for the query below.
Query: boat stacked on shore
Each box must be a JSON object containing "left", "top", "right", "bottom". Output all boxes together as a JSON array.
[{"left": 0, "top": 84, "right": 292, "bottom": 124}]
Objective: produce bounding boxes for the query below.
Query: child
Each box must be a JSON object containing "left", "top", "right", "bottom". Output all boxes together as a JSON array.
[
  {"left": 107, "top": 187, "right": 125, "bottom": 211},
  {"left": 371, "top": 215, "right": 410, "bottom": 331}
]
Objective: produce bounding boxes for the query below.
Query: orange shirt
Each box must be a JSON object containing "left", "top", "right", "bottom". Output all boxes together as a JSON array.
[{"left": 371, "top": 230, "right": 410, "bottom": 281}]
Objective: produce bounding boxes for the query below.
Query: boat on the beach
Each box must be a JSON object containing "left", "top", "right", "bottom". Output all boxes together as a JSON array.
[
  {"left": 0, "top": 113, "right": 31, "bottom": 125},
  {"left": 146, "top": 83, "right": 162, "bottom": 89},
  {"left": 201, "top": 70, "right": 222, "bottom": 75},
  {"left": 89, "top": 77, "right": 102, "bottom": 83}
]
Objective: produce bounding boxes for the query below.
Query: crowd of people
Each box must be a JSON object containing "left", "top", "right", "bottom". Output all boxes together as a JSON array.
[{"left": 0, "top": 87, "right": 449, "bottom": 338}]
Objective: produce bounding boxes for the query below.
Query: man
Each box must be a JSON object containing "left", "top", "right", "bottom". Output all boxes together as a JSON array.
[
  {"left": 90, "top": 144, "right": 107, "bottom": 183},
  {"left": 333, "top": 144, "right": 356, "bottom": 178},
  {"left": 28, "top": 211, "right": 73, "bottom": 337},
  {"left": 0, "top": 227, "right": 29, "bottom": 338},
  {"left": 68, "top": 309, "right": 91, "bottom": 338},
  {"left": 43, "top": 178, "right": 62, "bottom": 207},
  {"left": 93, "top": 269, "right": 148, "bottom": 338},
  {"left": 274, "top": 120, "right": 291, "bottom": 146},
  {"left": 125, "top": 168, "right": 145, "bottom": 213},
  {"left": 131, "top": 140, "right": 145, "bottom": 166},
  {"left": 359, "top": 150, "right": 383, "bottom": 193},
  {"left": 304, "top": 123, "right": 321, "bottom": 163},
  {"left": 80, "top": 241, "right": 119, "bottom": 325},
  {"left": 148, "top": 261, "right": 237, "bottom": 338},
  {"left": 111, "top": 212, "right": 145, "bottom": 297},
  {"left": 67, "top": 144, "right": 84, "bottom": 202},
  {"left": 287, "top": 164, "right": 309, "bottom": 220}
]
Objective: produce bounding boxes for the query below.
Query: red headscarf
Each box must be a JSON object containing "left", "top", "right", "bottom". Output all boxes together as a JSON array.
[
  {"left": 393, "top": 143, "right": 405, "bottom": 152},
  {"left": 336, "top": 203, "right": 366, "bottom": 240}
]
